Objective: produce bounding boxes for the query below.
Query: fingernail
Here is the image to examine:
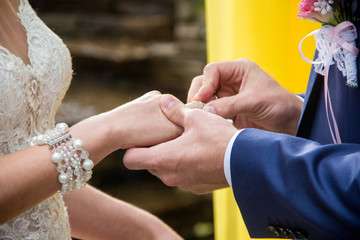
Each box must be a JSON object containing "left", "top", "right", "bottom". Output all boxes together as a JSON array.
[
  {"left": 204, "top": 105, "right": 216, "bottom": 114},
  {"left": 161, "top": 96, "right": 176, "bottom": 110}
]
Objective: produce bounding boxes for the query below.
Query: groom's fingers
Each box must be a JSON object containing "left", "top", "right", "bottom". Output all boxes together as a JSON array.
[
  {"left": 160, "top": 94, "right": 189, "bottom": 127},
  {"left": 123, "top": 143, "right": 172, "bottom": 170},
  {"left": 124, "top": 143, "right": 183, "bottom": 188},
  {"left": 187, "top": 75, "right": 203, "bottom": 103},
  {"left": 123, "top": 148, "right": 155, "bottom": 170}
]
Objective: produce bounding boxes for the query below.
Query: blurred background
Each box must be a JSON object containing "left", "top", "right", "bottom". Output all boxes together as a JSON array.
[{"left": 30, "top": 0, "right": 211, "bottom": 239}]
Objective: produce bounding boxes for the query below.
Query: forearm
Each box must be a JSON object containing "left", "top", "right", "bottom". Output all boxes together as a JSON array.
[
  {"left": 0, "top": 91, "right": 180, "bottom": 224},
  {"left": 0, "top": 145, "right": 58, "bottom": 223},
  {"left": 0, "top": 116, "right": 111, "bottom": 224},
  {"left": 64, "top": 185, "right": 181, "bottom": 240}
]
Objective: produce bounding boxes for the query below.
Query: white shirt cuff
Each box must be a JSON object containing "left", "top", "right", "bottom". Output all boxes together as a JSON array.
[
  {"left": 297, "top": 95, "right": 305, "bottom": 102},
  {"left": 224, "top": 130, "right": 244, "bottom": 188}
]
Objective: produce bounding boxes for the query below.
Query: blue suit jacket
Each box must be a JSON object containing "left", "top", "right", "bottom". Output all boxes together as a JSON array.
[{"left": 230, "top": 7, "right": 360, "bottom": 240}]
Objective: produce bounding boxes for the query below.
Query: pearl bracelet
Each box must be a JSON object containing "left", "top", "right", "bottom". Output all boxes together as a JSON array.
[{"left": 31, "top": 123, "right": 94, "bottom": 194}]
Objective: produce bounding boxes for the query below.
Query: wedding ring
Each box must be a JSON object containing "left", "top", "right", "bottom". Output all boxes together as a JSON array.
[{"left": 185, "top": 101, "right": 205, "bottom": 109}]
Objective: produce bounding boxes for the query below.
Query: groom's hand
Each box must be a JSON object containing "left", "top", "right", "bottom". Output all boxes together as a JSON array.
[
  {"left": 188, "top": 59, "right": 303, "bottom": 135},
  {"left": 124, "top": 94, "right": 237, "bottom": 194}
]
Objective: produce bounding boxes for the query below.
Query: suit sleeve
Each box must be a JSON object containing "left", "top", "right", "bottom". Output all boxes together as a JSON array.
[{"left": 230, "top": 128, "right": 360, "bottom": 240}]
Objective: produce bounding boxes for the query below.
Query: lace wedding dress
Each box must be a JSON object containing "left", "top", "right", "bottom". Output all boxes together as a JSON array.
[{"left": 0, "top": 0, "right": 72, "bottom": 238}]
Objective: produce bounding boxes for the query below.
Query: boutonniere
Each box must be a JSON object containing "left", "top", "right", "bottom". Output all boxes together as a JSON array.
[
  {"left": 298, "top": 0, "right": 359, "bottom": 144},
  {"left": 298, "top": 0, "right": 359, "bottom": 88}
]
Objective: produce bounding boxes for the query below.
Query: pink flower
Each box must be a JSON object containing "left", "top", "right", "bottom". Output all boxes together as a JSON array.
[
  {"left": 298, "top": 0, "right": 317, "bottom": 19},
  {"left": 298, "top": 0, "right": 336, "bottom": 25}
]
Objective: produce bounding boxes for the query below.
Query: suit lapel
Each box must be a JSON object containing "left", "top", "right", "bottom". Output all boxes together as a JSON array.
[{"left": 296, "top": 51, "right": 321, "bottom": 137}]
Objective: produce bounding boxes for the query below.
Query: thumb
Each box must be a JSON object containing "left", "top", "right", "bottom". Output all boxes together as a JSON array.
[
  {"left": 204, "top": 95, "right": 250, "bottom": 119},
  {"left": 160, "top": 94, "right": 187, "bottom": 127}
]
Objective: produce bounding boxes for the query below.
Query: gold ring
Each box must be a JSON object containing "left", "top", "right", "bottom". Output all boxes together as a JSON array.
[{"left": 185, "top": 101, "right": 205, "bottom": 109}]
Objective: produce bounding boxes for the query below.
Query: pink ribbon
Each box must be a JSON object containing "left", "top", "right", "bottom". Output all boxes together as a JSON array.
[
  {"left": 329, "top": 21, "right": 359, "bottom": 57},
  {"left": 299, "top": 21, "right": 359, "bottom": 144}
]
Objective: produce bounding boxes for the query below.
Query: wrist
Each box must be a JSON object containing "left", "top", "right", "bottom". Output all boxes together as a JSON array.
[
  {"left": 102, "top": 106, "right": 135, "bottom": 150},
  {"left": 69, "top": 114, "right": 115, "bottom": 165}
]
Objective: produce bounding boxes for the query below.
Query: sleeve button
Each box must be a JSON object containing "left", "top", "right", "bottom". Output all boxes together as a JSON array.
[
  {"left": 285, "top": 229, "right": 296, "bottom": 238},
  {"left": 266, "top": 226, "right": 280, "bottom": 237}
]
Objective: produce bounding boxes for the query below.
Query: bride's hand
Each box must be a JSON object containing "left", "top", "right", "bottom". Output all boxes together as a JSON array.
[
  {"left": 112, "top": 90, "right": 183, "bottom": 149},
  {"left": 70, "top": 91, "right": 182, "bottom": 164}
]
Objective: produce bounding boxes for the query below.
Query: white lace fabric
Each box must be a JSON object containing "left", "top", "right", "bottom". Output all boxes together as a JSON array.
[
  {"left": 314, "top": 24, "right": 358, "bottom": 87},
  {"left": 0, "top": 0, "right": 72, "bottom": 239}
]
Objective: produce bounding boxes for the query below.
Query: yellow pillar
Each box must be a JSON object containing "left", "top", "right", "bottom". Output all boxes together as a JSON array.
[{"left": 205, "top": 0, "right": 319, "bottom": 239}]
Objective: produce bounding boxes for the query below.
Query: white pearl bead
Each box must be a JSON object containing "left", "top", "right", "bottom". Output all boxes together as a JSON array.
[
  {"left": 36, "top": 135, "right": 45, "bottom": 144},
  {"left": 74, "top": 139, "right": 84, "bottom": 150},
  {"left": 83, "top": 160, "right": 94, "bottom": 170},
  {"left": 56, "top": 123, "right": 68, "bottom": 132},
  {"left": 58, "top": 173, "right": 69, "bottom": 184},
  {"left": 52, "top": 152, "right": 63, "bottom": 163}
]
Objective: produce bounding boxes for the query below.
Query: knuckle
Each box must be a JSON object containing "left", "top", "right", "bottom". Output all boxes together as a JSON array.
[
  {"left": 148, "top": 90, "right": 161, "bottom": 95},
  {"left": 237, "top": 58, "right": 258, "bottom": 69},
  {"left": 236, "top": 58, "right": 252, "bottom": 65},
  {"left": 162, "top": 175, "right": 178, "bottom": 187},
  {"left": 141, "top": 91, "right": 162, "bottom": 103},
  {"left": 192, "top": 75, "right": 202, "bottom": 83},
  {"left": 203, "top": 62, "right": 218, "bottom": 73},
  {"left": 151, "top": 156, "right": 165, "bottom": 169}
]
